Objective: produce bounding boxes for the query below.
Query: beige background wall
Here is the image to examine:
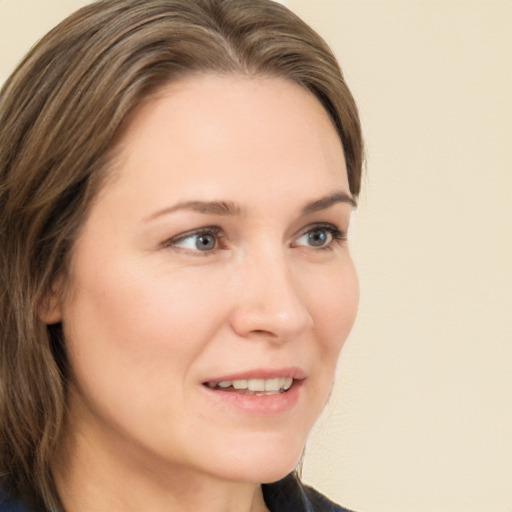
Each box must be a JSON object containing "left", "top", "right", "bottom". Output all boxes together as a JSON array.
[{"left": 1, "top": 1, "right": 511, "bottom": 511}]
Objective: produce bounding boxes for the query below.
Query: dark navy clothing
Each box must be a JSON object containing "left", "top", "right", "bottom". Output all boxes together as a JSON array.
[
  {"left": 0, "top": 493, "right": 28, "bottom": 512},
  {"left": 263, "top": 473, "right": 354, "bottom": 511},
  {"left": 1, "top": 473, "right": 354, "bottom": 511}
]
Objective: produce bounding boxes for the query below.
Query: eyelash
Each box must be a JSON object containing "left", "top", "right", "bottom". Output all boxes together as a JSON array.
[
  {"left": 294, "top": 223, "right": 347, "bottom": 250},
  {"left": 162, "top": 226, "right": 225, "bottom": 254},
  {"left": 162, "top": 223, "right": 346, "bottom": 255}
]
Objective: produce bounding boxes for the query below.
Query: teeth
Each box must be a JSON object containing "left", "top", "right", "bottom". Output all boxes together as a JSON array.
[
  {"left": 248, "top": 379, "right": 265, "bottom": 392},
  {"left": 206, "top": 377, "right": 294, "bottom": 393},
  {"left": 282, "top": 377, "right": 293, "bottom": 391},
  {"left": 264, "top": 378, "right": 281, "bottom": 392}
]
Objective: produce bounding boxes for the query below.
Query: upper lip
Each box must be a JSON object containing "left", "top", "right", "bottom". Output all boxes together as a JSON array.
[{"left": 202, "top": 367, "right": 306, "bottom": 383}]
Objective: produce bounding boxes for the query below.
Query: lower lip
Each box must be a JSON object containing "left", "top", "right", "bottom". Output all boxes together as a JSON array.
[{"left": 201, "top": 380, "right": 304, "bottom": 415}]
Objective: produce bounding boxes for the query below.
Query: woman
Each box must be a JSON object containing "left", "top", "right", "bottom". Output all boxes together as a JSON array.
[{"left": 0, "top": 0, "right": 363, "bottom": 510}]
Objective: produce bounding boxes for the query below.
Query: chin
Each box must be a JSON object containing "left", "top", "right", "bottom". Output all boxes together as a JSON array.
[
  {"left": 223, "top": 457, "right": 301, "bottom": 485},
  {"left": 209, "top": 431, "right": 305, "bottom": 484}
]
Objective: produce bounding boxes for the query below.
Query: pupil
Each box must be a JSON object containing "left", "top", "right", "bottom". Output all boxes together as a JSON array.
[
  {"left": 196, "top": 234, "right": 215, "bottom": 250},
  {"left": 309, "top": 230, "right": 327, "bottom": 246}
]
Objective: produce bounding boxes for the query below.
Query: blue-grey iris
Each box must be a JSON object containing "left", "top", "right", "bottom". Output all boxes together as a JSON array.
[
  {"left": 308, "top": 230, "right": 328, "bottom": 247},
  {"left": 196, "top": 234, "right": 216, "bottom": 250}
]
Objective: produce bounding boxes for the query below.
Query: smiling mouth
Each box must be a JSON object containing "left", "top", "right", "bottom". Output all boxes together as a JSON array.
[{"left": 203, "top": 377, "right": 294, "bottom": 396}]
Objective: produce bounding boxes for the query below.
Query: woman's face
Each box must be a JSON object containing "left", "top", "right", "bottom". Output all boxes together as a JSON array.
[{"left": 52, "top": 75, "right": 359, "bottom": 484}]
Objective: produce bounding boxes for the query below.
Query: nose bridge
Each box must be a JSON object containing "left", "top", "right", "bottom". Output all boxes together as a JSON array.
[{"left": 230, "top": 240, "right": 313, "bottom": 341}]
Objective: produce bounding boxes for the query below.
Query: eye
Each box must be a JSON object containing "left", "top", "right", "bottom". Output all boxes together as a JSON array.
[
  {"left": 293, "top": 224, "right": 344, "bottom": 249},
  {"left": 167, "top": 227, "right": 221, "bottom": 252}
]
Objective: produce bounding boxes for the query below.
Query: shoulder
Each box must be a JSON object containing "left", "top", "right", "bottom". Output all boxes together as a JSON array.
[{"left": 262, "top": 473, "right": 356, "bottom": 512}]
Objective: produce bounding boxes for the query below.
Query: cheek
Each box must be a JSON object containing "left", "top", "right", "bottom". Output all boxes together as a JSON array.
[
  {"left": 60, "top": 263, "right": 233, "bottom": 445},
  {"left": 310, "top": 258, "right": 359, "bottom": 326},
  {"left": 62, "top": 258, "right": 229, "bottom": 382},
  {"left": 308, "top": 258, "right": 359, "bottom": 361}
]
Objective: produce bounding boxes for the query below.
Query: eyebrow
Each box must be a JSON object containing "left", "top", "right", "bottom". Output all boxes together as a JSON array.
[
  {"left": 301, "top": 191, "right": 357, "bottom": 214},
  {"left": 145, "top": 190, "right": 356, "bottom": 222},
  {"left": 145, "top": 200, "right": 243, "bottom": 221}
]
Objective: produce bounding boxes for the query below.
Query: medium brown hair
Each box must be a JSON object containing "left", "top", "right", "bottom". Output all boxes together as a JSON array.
[{"left": 0, "top": 0, "right": 363, "bottom": 508}]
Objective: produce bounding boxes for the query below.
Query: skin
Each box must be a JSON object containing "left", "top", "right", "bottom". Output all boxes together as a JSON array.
[{"left": 45, "top": 74, "right": 359, "bottom": 512}]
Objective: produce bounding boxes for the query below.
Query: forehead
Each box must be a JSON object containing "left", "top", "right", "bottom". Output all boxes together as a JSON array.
[{"left": 100, "top": 74, "right": 348, "bottom": 208}]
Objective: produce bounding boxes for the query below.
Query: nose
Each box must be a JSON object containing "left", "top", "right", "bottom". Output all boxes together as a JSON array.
[{"left": 229, "top": 249, "right": 313, "bottom": 343}]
